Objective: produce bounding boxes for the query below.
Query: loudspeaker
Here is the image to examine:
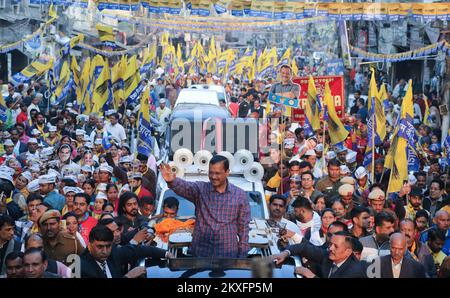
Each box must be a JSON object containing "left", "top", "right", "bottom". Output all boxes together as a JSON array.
[
  {"left": 168, "top": 161, "right": 185, "bottom": 178},
  {"left": 173, "top": 148, "right": 193, "bottom": 167},
  {"left": 233, "top": 149, "right": 254, "bottom": 172},
  {"left": 194, "top": 150, "right": 213, "bottom": 171},
  {"left": 218, "top": 151, "right": 234, "bottom": 171},
  {"left": 244, "top": 162, "right": 264, "bottom": 182}
]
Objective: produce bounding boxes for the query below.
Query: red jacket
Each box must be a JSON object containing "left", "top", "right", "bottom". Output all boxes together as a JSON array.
[
  {"left": 78, "top": 215, "right": 98, "bottom": 245},
  {"left": 16, "top": 111, "right": 28, "bottom": 125},
  {"left": 135, "top": 186, "right": 153, "bottom": 200}
]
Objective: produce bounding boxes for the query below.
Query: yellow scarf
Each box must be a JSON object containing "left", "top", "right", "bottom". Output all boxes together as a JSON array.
[
  {"left": 134, "top": 186, "right": 142, "bottom": 196},
  {"left": 36, "top": 123, "right": 46, "bottom": 136},
  {"left": 267, "top": 172, "right": 281, "bottom": 189},
  {"left": 405, "top": 202, "right": 421, "bottom": 220}
]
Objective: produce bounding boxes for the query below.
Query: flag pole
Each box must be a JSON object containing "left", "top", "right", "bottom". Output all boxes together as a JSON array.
[
  {"left": 322, "top": 103, "right": 327, "bottom": 174},
  {"left": 280, "top": 109, "right": 285, "bottom": 195},
  {"left": 371, "top": 112, "right": 376, "bottom": 184}
]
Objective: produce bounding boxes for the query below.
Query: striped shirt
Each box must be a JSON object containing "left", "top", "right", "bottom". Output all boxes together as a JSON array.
[{"left": 168, "top": 178, "right": 251, "bottom": 258}]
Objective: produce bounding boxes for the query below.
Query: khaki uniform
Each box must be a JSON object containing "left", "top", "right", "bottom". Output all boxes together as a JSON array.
[
  {"left": 315, "top": 176, "right": 342, "bottom": 202},
  {"left": 43, "top": 231, "right": 83, "bottom": 264}
]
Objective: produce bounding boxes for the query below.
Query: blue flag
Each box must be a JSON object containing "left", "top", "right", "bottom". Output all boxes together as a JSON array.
[
  {"left": 102, "top": 132, "right": 113, "bottom": 150},
  {"left": 137, "top": 116, "right": 154, "bottom": 156}
]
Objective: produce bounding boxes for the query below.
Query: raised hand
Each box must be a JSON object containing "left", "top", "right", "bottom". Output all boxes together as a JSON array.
[{"left": 159, "top": 163, "right": 176, "bottom": 183}]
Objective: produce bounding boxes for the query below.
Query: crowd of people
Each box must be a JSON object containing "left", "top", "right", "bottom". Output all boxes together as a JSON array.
[{"left": 0, "top": 59, "right": 450, "bottom": 278}]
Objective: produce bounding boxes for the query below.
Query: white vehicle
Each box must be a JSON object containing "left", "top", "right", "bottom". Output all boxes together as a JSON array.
[
  {"left": 174, "top": 89, "right": 220, "bottom": 108},
  {"left": 144, "top": 149, "right": 303, "bottom": 277},
  {"left": 189, "top": 84, "right": 229, "bottom": 106}
]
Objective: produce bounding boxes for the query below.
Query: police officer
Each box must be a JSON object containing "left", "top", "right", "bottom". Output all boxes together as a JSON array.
[{"left": 39, "top": 209, "right": 83, "bottom": 265}]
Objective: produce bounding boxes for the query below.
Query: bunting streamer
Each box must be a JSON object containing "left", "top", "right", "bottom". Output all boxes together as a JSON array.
[
  {"left": 36, "top": 1, "right": 450, "bottom": 22},
  {"left": 351, "top": 41, "right": 450, "bottom": 62},
  {"left": 0, "top": 16, "right": 57, "bottom": 54}
]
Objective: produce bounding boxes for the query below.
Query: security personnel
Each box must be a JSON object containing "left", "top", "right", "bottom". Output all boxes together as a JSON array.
[
  {"left": 338, "top": 184, "right": 360, "bottom": 220},
  {"left": 367, "top": 188, "right": 388, "bottom": 215},
  {"left": 39, "top": 210, "right": 83, "bottom": 265},
  {"left": 316, "top": 159, "right": 343, "bottom": 204}
]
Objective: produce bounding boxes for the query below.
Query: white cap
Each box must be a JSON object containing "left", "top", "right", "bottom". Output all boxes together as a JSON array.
[
  {"left": 326, "top": 151, "right": 336, "bottom": 160},
  {"left": 27, "top": 179, "right": 40, "bottom": 192},
  {"left": 48, "top": 126, "right": 57, "bottom": 132},
  {"left": 30, "top": 164, "right": 41, "bottom": 173},
  {"left": 289, "top": 123, "right": 300, "bottom": 133},
  {"left": 315, "top": 144, "right": 324, "bottom": 152},
  {"left": 28, "top": 138, "right": 38, "bottom": 144},
  {"left": 63, "top": 175, "right": 78, "bottom": 183},
  {"left": 20, "top": 171, "right": 33, "bottom": 182},
  {"left": 336, "top": 146, "right": 347, "bottom": 153},
  {"left": 346, "top": 151, "right": 357, "bottom": 164},
  {"left": 31, "top": 129, "right": 40, "bottom": 136},
  {"left": 97, "top": 183, "right": 107, "bottom": 192},
  {"left": 304, "top": 149, "right": 316, "bottom": 157},
  {"left": 3, "top": 139, "right": 14, "bottom": 146},
  {"left": 0, "top": 170, "right": 13, "bottom": 183},
  {"left": 96, "top": 192, "right": 107, "bottom": 200},
  {"left": 408, "top": 174, "right": 417, "bottom": 185},
  {"left": 131, "top": 172, "right": 142, "bottom": 179},
  {"left": 340, "top": 165, "right": 351, "bottom": 175},
  {"left": 61, "top": 164, "right": 80, "bottom": 176},
  {"left": 119, "top": 156, "right": 133, "bottom": 163},
  {"left": 39, "top": 174, "right": 56, "bottom": 184},
  {"left": 212, "top": 75, "right": 219, "bottom": 80},
  {"left": 0, "top": 166, "right": 15, "bottom": 176},
  {"left": 81, "top": 165, "right": 93, "bottom": 173},
  {"left": 67, "top": 102, "right": 73, "bottom": 107},
  {"left": 99, "top": 164, "right": 113, "bottom": 174},
  {"left": 75, "top": 129, "right": 86, "bottom": 136},
  {"left": 63, "top": 186, "right": 83, "bottom": 195},
  {"left": 354, "top": 166, "right": 367, "bottom": 179},
  {"left": 40, "top": 147, "right": 54, "bottom": 157},
  {"left": 94, "top": 138, "right": 103, "bottom": 145}
]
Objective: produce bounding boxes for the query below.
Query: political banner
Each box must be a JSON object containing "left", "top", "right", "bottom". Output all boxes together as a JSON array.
[{"left": 292, "top": 76, "right": 345, "bottom": 124}]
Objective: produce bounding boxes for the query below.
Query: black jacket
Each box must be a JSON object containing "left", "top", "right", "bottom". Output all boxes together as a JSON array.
[
  {"left": 80, "top": 244, "right": 167, "bottom": 278},
  {"left": 286, "top": 237, "right": 367, "bottom": 278},
  {"left": 378, "top": 255, "right": 426, "bottom": 278}
]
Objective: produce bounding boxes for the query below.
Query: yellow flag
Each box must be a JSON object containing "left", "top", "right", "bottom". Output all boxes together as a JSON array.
[
  {"left": 96, "top": 24, "right": 115, "bottom": 43},
  {"left": 161, "top": 32, "right": 169, "bottom": 46},
  {"left": 85, "top": 55, "right": 105, "bottom": 114},
  {"left": 324, "top": 81, "right": 349, "bottom": 145},
  {"left": 70, "top": 56, "right": 80, "bottom": 86},
  {"left": 207, "top": 37, "right": 217, "bottom": 74},
  {"left": 19, "top": 60, "right": 52, "bottom": 79},
  {"left": 376, "top": 83, "right": 387, "bottom": 141},
  {"left": 265, "top": 100, "right": 270, "bottom": 116},
  {"left": 49, "top": 4, "right": 57, "bottom": 19},
  {"left": 111, "top": 56, "right": 126, "bottom": 110},
  {"left": 423, "top": 95, "right": 430, "bottom": 125},
  {"left": 123, "top": 55, "right": 141, "bottom": 103},
  {"left": 278, "top": 48, "right": 291, "bottom": 67},
  {"left": 54, "top": 61, "right": 70, "bottom": 100},
  {"left": 291, "top": 58, "right": 298, "bottom": 78},
  {"left": 79, "top": 57, "right": 91, "bottom": 111},
  {"left": 306, "top": 75, "right": 321, "bottom": 131},
  {"left": 92, "top": 58, "right": 111, "bottom": 114},
  {"left": 387, "top": 80, "right": 414, "bottom": 193},
  {"left": 139, "top": 86, "right": 150, "bottom": 124}
]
